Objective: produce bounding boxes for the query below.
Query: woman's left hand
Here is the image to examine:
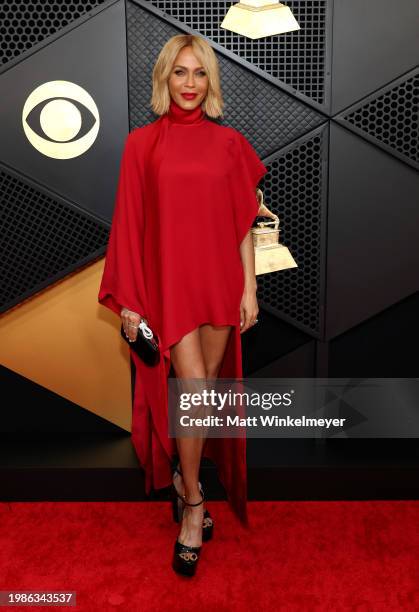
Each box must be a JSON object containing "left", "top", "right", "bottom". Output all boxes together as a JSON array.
[{"left": 240, "top": 286, "right": 259, "bottom": 334}]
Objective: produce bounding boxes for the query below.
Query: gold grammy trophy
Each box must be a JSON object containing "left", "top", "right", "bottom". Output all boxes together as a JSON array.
[{"left": 252, "top": 188, "right": 298, "bottom": 276}]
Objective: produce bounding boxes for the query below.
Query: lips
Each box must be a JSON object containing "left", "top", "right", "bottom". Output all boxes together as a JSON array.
[{"left": 181, "top": 93, "right": 198, "bottom": 99}]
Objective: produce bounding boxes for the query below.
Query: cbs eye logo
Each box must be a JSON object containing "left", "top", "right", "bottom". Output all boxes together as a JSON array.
[{"left": 22, "top": 80, "right": 100, "bottom": 160}]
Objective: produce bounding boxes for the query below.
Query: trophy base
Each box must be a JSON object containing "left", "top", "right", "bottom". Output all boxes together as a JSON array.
[{"left": 255, "top": 244, "right": 298, "bottom": 276}]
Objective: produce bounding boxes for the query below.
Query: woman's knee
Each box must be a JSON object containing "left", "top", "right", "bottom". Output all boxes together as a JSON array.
[
  {"left": 205, "top": 363, "right": 222, "bottom": 379},
  {"left": 170, "top": 328, "right": 206, "bottom": 378},
  {"left": 171, "top": 358, "right": 206, "bottom": 379}
]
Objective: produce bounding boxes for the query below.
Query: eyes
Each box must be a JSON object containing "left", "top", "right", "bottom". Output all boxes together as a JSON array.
[{"left": 174, "top": 69, "right": 207, "bottom": 77}]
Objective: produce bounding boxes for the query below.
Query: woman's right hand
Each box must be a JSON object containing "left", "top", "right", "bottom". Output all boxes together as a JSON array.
[{"left": 121, "top": 308, "right": 148, "bottom": 342}]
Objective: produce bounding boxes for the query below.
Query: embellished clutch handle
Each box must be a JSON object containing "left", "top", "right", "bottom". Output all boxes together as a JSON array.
[{"left": 120, "top": 318, "right": 160, "bottom": 366}]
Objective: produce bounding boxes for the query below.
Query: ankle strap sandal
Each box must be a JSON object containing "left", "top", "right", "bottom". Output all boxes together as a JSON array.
[
  {"left": 171, "top": 463, "right": 214, "bottom": 542},
  {"left": 172, "top": 540, "right": 202, "bottom": 577},
  {"left": 172, "top": 493, "right": 203, "bottom": 577}
]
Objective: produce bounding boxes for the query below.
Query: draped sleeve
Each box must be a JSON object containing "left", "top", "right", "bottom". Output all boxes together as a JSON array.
[
  {"left": 231, "top": 129, "right": 268, "bottom": 248},
  {"left": 97, "top": 130, "right": 148, "bottom": 320}
]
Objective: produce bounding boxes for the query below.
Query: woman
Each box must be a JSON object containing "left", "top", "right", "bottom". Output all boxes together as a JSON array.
[{"left": 98, "top": 33, "right": 267, "bottom": 576}]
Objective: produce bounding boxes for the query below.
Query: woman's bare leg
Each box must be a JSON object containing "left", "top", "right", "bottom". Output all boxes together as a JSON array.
[
  {"left": 170, "top": 328, "right": 207, "bottom": 548},
  {"left": 170, "top": 323, "right": 232, "bottom": 547},
  {"left": 199, "top": 323, "right": 232, "bottom": 455},
  {"left": 199, "top": 323, "right": 232, "bottom": 379}
]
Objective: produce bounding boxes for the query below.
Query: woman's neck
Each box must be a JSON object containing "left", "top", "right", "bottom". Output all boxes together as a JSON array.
[{"left": 167, "top": 97, "right": 205, "bottom": 125}]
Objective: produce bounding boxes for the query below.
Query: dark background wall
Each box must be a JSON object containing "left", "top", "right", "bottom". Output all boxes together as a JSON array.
[{"left": 0, "top": 0, "right": 418, "bottom": 500}]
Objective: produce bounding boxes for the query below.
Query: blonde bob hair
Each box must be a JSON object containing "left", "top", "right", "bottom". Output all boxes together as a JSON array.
[{"left": 151, "top": 34, "right": 224, "bottom": 119}]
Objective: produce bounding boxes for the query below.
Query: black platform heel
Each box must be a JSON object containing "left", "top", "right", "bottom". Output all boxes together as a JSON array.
[
  {"left": 172, "top": 493, "right": 204, "bottom": 577},
  {"left": 172, "top": 465, "right": 214, "bottom": 542}
]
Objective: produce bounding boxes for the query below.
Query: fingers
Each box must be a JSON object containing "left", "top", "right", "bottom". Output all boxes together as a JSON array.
[
  {"left": 240, "top": 305, "right": 245, "bottom": 332},
  {"left": 240, "top": 307, "right": 259, "bottom": 334},
  {"left": 240, "top": 309, "right": 251, "bottom": 334},
  {"left": 120, "top": 308, "right": 142, "bottom": 342}
]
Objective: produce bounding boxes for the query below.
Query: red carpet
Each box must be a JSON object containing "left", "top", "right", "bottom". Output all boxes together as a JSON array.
[{"left": 1, "top": 500, "right": 419, "bottom": 611}]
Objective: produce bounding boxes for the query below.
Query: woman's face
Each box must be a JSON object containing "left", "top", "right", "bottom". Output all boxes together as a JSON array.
[{"left": 168, "top": 46, "right": 209, "bottom": 110}]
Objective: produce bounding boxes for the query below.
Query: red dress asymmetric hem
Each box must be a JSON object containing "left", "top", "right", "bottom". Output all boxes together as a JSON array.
[{"left": 98, "top": 98, "right": 268, "bottom": 525}]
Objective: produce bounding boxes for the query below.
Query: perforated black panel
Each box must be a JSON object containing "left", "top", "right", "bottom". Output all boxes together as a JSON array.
[
  {"left": 0, "top": 0, "right": 107, "bottom": 66},
  {"left": 148, "top": 0, "right": 329, "bottom": 106},
  {"left": 0, "top": 168, "right": 109, "bottom": 312},
  {"left": 337, "top": 68, "right": 419, "bottom": 171},
  {"left": 257, "top": 126, "right": 327, "bottom": 336}
]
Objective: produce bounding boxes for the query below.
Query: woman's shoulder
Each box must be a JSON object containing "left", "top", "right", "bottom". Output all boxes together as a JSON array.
[
  {"left": 128, "top": 120, "right": 158, "bottom": 142},
  {"left": 210, "top": 122, "right": 252, "bottom": 145},
  {"left": 124, "top": 119, "right": 162, "bottom": 153},
  {"left": 223, "top": 125, "right": 252, "bottom": 146},
  {"left": 126, "top": 118, "right": 246, "bottom": 150},
  {"left": 206, "top": 120, "right": 242, "bottom": 144}
]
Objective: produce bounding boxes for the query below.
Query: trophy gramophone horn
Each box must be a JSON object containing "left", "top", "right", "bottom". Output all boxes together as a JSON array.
[{"left": 252, "top": 188, "right": 298, "bottom": 275}]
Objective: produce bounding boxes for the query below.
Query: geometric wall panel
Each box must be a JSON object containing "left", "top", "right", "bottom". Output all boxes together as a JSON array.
[
  {"left": 148, "top": 0, "right": 330, "bottom": 107},
  {"left": 0, "top": 362, "right": 127, "bottom": 433},
  {"left": 330, "top": 0, "right": 419, "bottom": 114},
  {"left": 257, "top": 124, "right": 328, "bottom": 338},
  {"left": 215, "top": 53, "right": 325, "bottom": 156},
  {"left": 326, "top": 123, "right": 419, "bottom": 339},
  {"left": 0, "top": 0, "right": 108, "bottom": 67},
  {"left": 127, "top": 1, "right": 325, "bottom": 154},
  {"left": 0, "top": 259, "right": 132, "bottom": 432},
  {"left": 336, "top": 68, "right": 419, "bottom": 171},
  {"left": 0, "top": 0, "right": 129, "bottom": 222},
  {"left": 0, "top": 166, "right": 109, "bottom": 312}
]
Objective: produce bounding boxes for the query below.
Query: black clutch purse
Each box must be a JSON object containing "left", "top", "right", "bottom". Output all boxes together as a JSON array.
[{"left": 120, "top": 318, "right": 160, "bottom": 366}]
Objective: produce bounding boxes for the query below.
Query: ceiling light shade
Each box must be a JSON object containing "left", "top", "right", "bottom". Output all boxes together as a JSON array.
[{"left": 220, "top": 0, "right": 300, "bottom": 40}]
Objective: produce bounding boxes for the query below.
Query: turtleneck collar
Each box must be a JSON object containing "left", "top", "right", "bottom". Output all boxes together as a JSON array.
[{"left": 167, "top": 97, "right": 205, "bottom": 125}]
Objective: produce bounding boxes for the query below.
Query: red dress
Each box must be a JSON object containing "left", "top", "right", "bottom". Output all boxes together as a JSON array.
[{"left": 98, "top": 98, "right": 267, "bottom": 524}]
